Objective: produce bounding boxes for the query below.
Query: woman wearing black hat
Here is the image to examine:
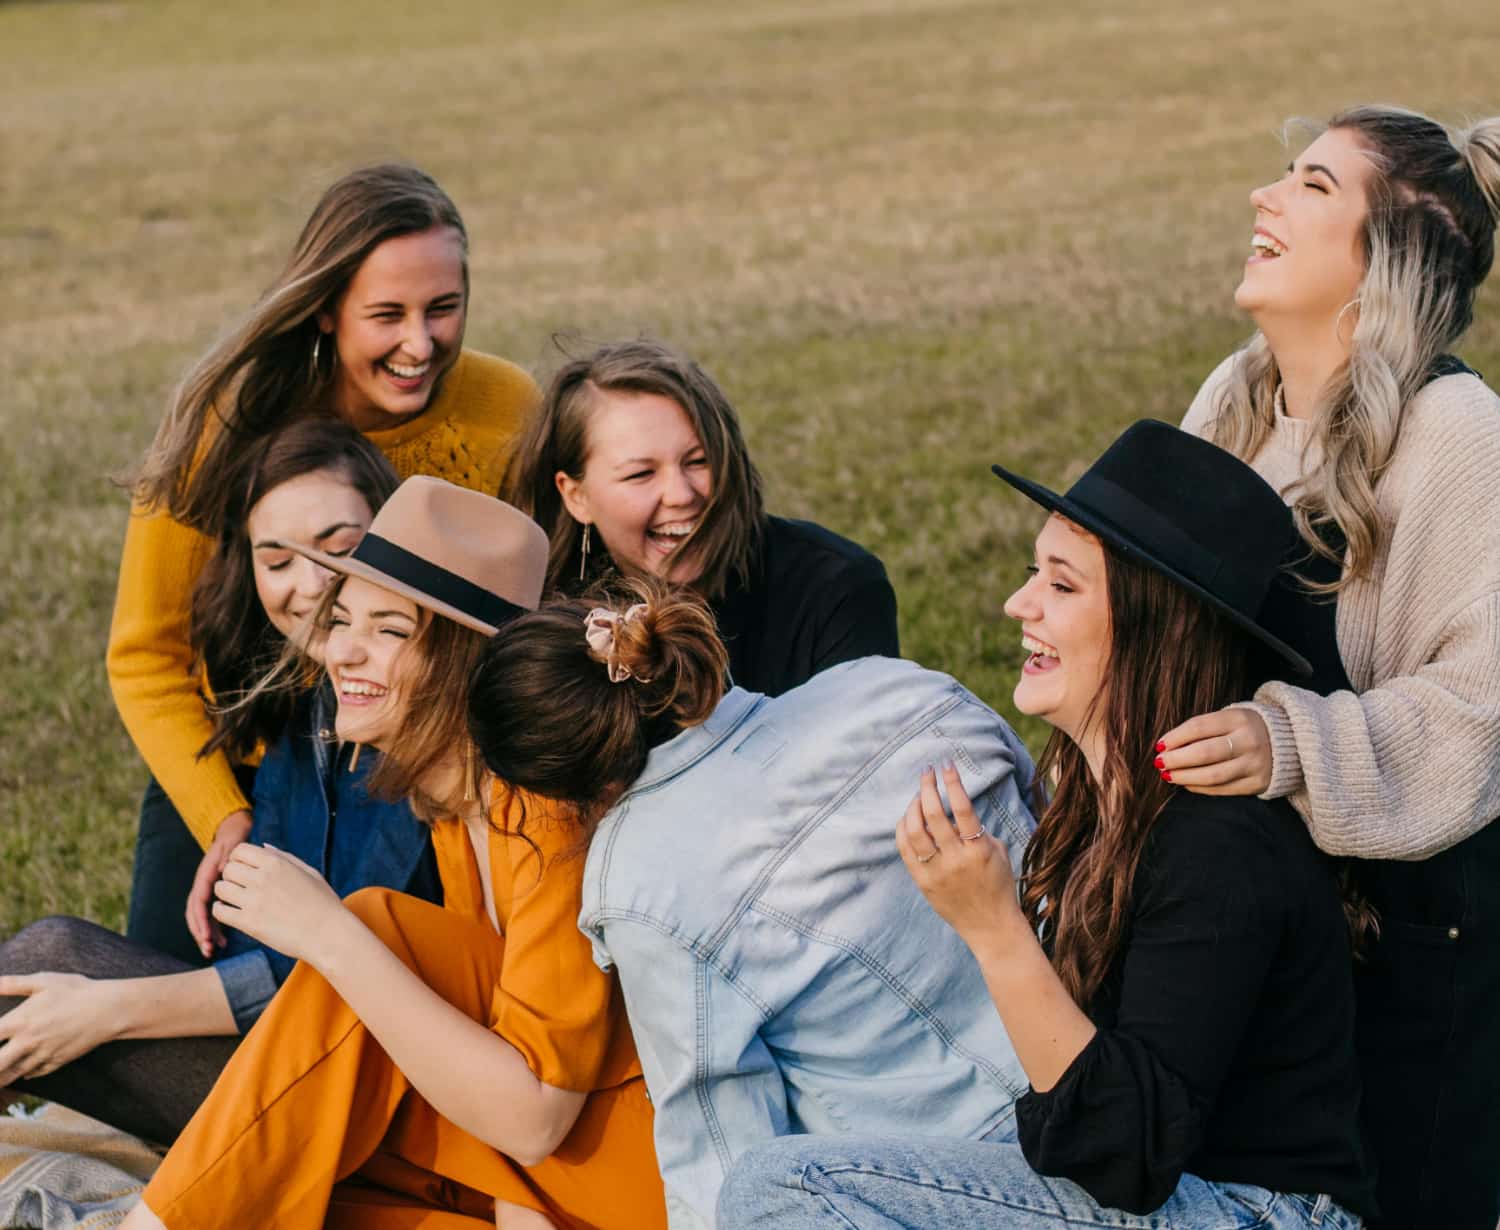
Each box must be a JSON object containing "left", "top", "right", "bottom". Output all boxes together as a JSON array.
[
  {"left": 1163, "top": 106, "right": 1500, "bottom": 1228},
  {"left": 716, "top": 422, "right": 1374, "bottom": 1229}
]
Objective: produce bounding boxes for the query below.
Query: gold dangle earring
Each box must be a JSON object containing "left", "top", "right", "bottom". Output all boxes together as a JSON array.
[
  {"left": 348, "top": 742, "right": 362, "bottom": 773},
  {"left": 463, "top": 743, "right": 476, "bottom": 802},
  {"left": 578, "top": 523, "right": 592, "bottom": 582}
]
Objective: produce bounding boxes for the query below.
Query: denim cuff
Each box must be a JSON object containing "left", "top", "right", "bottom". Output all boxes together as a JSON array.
[{"left": 214, "top": 949, "right": 279, "bottom": 1034}]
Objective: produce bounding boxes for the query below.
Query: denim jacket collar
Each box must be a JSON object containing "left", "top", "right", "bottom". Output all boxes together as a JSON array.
[{"left": 628, "top": 686, "right": 764, "bottom": 797}]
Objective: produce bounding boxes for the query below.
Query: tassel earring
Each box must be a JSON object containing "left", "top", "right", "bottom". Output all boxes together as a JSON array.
[
  {"left": 348, "top": 742, "right": 362, "bottom": 773},
  {"left": 578, "top": 523, "right": 592, "bottom": 582},
  {"left": 463, "top": 743, "right": 476, "bottom": 802}
]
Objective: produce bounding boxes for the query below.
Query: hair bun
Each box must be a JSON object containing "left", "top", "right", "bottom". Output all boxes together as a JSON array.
[
  {"left": 584, "top": 580, "right": 728, "bottom": 728},
  {"left": 1456, "top": 117, "right": 1500, "bottom": 224}
]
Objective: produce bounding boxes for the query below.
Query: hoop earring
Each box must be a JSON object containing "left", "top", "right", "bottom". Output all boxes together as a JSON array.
[
  {"left": 311, "top": 331, "right": 324, "bottom": 381},
  {"left": 1334, "top": 298, "right": 1362, "bottom": 345},
  {"left": 578, "top": 523, "right": 592, "bottom": 582}
]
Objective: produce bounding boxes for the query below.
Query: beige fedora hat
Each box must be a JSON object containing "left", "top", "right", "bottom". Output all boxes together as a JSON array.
[{"left": 276, "top": 476, "right": 549, "bottom": 635}]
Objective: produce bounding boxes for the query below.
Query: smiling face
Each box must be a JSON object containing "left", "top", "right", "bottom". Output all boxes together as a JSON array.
[
  {"left": 246, "top": 468, "right": 374, "bottom": 643},
  {"left": 1002, "top": 515, "right": 1112, "bottom": 749},
  {"left": 1235, "top": 126, "right": 1374, "bottom": 331},
  {"left": 555, "top": 389, "right": 713, "bottom": 586},
  {"left": 318, "top": 226, "right": 467, "bottom": 431},
  {"left": 323, "top": 575, "right": 423, "bottom": 749}
]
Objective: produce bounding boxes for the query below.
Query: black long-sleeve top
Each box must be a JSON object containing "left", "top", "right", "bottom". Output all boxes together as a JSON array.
[
  {"left": 1015, "top": 791, "right": 1377, "bottom": 1219},
  {"left": 712, "top": 515, "right": 898, "bottom": 698}
]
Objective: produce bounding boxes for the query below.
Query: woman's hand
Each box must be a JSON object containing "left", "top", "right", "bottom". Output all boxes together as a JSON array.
[
  {"left": 187, "top": 809, "right": 254, "bottom": 958},
  {"left": 1155, "top": 707, "right": 1272, "bottom": 796},
  {"left": 211, "top": 844, "right": 346, "bottom": 967},
  {"left": 0, "top": 973, "right": 121, "bottom": 1085},
  {"left": 897, "top": 763, "right": 1026, "bottom": 952}
]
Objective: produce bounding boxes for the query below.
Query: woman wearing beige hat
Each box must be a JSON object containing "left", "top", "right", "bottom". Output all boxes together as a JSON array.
[{"left": 120, "top": 478, "right": 665, "bottom": 1230}]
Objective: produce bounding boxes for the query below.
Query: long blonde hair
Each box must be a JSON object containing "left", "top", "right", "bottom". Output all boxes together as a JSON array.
[
  {"left": 1207, "top": 106, "right": 1500, "bottom": 588},
  {"left": 133, "top": 164, "right": 467, "bottom": 537}
]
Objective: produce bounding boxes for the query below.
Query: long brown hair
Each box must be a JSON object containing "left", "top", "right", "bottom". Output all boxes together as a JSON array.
[
  {"left": 1207, "top": 106, "right": 1500, "bottom": 590},
  {"left": 502, "top": 339, "right": 765, "bottom": 601},
  {"left": 134, "top": 164, "right": 467, "bottom": 538},
  {"left": 467, "top": 578, "right": 728, "bottom": 829},
  {"left": 1019, "top": 537, "right": 1262, "bottom": 1005},
  {"left": 195, "top": 418, "right": 398, "bottom": 760}
]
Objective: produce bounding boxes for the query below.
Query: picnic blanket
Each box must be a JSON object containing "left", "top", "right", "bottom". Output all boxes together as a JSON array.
[{"left": 0, "top": 1103, "right": 161, "bottom": 1230}]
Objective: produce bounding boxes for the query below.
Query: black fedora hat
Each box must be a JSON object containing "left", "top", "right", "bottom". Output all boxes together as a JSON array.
[{"left": 992, "top": 420, "right": 1312, "bottom": 677}]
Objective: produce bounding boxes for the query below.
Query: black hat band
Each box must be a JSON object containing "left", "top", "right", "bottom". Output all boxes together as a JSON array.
[
  {"left": 352, "top": 533, "right": 527, "bottom": 631},
  {"left": 1076, "top": 475, "right": 1258, "bottom": 614}
]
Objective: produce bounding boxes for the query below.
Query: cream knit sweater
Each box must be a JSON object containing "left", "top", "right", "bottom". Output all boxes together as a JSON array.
[{"left": 1182, "top": 357, "right": 1500, "bottom": 861}]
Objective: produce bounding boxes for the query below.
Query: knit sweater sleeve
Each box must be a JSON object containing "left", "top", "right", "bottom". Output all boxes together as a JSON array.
[
  {"left": 1243, "top": 377, "right": 1500, "bottom": 860},
  {"left": 106, "top": 505, "right": 249, "bottom": 847}
]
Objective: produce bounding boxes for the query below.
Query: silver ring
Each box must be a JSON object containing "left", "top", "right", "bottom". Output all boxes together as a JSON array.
[
  {"left": 1226, "top": 734, "right": 1236, "bottom": 759},
  {"left": 917, "top": 850, "right": 939, "bottom": 864},
  {"left": 960, "top": 830, "right": 985, "bottom": 842}
]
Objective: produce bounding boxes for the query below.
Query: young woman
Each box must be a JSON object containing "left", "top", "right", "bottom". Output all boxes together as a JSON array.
[
  {"left": 715, "top": 422, "right": 1375, "bottom": 1229},
  {"left": 119, "top": 477, "right": 665, "bottom": 1230},
  {"left": 465, "top": 581, "right": 1037, "bottom": 1226},
  {"left": 110, "top": 163, "right": 538, "bottom": 966},
  {"left": 1162, "top": 106, "right": 1500, "bottom": 1228},
  {"left": 0, "top": 419, "right": 439, "bottom": 1145},
  {"left": 503, "top": 338, "right": 899, "bottom": 697}
]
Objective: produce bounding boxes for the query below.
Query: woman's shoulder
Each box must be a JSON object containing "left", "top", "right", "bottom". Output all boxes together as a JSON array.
[
  {"left": 763, "top": 515, "right": 890, "bottom": 583},
  {"left": 1379, "top": 370, "right": 1500, "bottom": 516},
  {"left": 1400, "top": 369, "right": 1500, "bottom": 453},
  {"left": 440, "top": 348, "right": 540, "bottom": 418},
  {"left": 1142, "top": 793, "right": 1320, "bottom": 910},
  {"left": 1180, "top": 353, "right": 1241, "bottom": 437}
]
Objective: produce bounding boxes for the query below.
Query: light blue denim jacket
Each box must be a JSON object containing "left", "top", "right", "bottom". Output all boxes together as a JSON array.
[{"left": 580, "top": 657, "right": 1038, "bottom": 1228}]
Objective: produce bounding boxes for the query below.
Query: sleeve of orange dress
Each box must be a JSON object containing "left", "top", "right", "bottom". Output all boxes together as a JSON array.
[{"left": 488, "top": 789, "right": 632, "bottom": 1093}]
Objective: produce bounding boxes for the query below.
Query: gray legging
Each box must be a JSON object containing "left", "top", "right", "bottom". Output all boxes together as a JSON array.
[{"left": 0, "top": 916, "right": 240, "bottom": 1146}]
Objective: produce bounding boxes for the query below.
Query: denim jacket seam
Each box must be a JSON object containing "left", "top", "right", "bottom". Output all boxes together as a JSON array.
[
  {"left": 587, "top": 907, "right": 778, "bottom": 1019},
  {"left": 745, "top": 900, "right": 1026, "bottom": 1097},
  {"left": 627, "top": 692, "right": 765, "bottom": 797},
  {"left": 703, "top": 689, "right": 969, "bottom": 954}
]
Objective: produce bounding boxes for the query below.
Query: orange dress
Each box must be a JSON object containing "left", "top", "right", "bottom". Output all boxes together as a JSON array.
[{"left": 141, "top": 786, "right": 667, "bottom": 1229}]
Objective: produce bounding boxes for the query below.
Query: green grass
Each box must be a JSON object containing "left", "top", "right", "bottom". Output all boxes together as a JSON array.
[{"left": 2, "top": 0, "right": 1497, "bottom": 937}]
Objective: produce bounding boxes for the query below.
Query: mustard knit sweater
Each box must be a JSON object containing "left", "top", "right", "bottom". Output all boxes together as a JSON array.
[
  {"left": 1183, "top": 357, "right": 1500, "bottom": 861},
  {"left": 107, "top": 349, "right": 538, "bottom": 847}
]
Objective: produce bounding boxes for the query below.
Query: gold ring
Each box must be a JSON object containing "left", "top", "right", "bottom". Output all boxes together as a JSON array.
[
  {"left": 917, "top": 850, "right": 939, "bottom": 864},
  {"left": 1226, "top": 734, "right": 1236, "bottom": 758},
  {"left": 960, "top": 830, "right": 985, "bottom": 842}
]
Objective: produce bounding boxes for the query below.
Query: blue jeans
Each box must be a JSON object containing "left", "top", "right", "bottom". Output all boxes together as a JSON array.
[{"left": 717, "top": 1136, "right": 1364, "bottom": 1230}]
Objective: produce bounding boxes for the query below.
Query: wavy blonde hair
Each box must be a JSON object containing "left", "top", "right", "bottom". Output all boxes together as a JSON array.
[{"left": 1206, "top": 106, "right": 1500, "bottom": 589}]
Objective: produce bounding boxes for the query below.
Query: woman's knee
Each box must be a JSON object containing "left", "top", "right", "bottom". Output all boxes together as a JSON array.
[
  {"left": 0, "top": 915, "right": 102, "bottom": 976},
  {"left": 718, "top": 1137, "right": 823, "bottom": 1226}
]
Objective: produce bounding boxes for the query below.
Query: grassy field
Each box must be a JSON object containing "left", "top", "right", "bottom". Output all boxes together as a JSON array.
[{"left": 2, "top": 0, "right": 1497, "bottom": 938}]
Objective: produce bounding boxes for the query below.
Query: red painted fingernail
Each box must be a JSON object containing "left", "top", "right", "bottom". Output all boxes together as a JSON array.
[
  {"left": 1162, "top": 770, "right": 1173, "bottom": 782},
  {"left": 1154, "top": 756, "right": 1165, "bottom": 769},
  {"left": 1155, "top": 741, "right": 1166, "bottom": 752}
]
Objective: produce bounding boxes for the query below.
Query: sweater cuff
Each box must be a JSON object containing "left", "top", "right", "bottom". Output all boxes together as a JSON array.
[{"left": 1232, "top": 700, "right": 1303, "bottom": 800}]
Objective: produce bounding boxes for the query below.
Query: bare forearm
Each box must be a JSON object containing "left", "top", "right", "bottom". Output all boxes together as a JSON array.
[
  {"left": 967, "top": 921, "right": 1096, "bottom": 1093},
  {"left": 109, "top": 968, "right": 237, "bottom": 1040},
  {"left": 314, "top": 910, "right": 582, "bottom": 1164}
]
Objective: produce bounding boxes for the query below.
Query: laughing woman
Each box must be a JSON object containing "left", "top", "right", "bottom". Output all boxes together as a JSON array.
[
  {"left": 504, "top": 338, "right": 898, "bottom": 697},
  {"left": 119, "top": 478, "right": 664, "bottom": 1230},
  {"left": 717, "top": 425, "right": 1375, "bottom": 1230},
  {"left": 110, "top": 163, "right": 536, "bottom": 966},
  {"left": 1163, "top": 106, "right": 1500, "bottom": 1228},
  {"left": 0, "top": 419, "right": 439, "bottom": 1144}
]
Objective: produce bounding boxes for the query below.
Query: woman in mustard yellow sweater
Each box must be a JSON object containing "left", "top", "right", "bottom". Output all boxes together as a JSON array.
[{"left": 109, "top": 163, "right": 537, "bottom": 966}]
